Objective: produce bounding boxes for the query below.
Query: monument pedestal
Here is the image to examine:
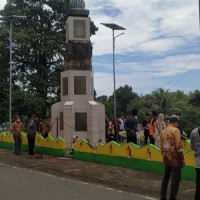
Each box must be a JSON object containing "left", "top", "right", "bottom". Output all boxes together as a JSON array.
[{"left": 51, "top": 70, "right": 105, "bottom": 148}]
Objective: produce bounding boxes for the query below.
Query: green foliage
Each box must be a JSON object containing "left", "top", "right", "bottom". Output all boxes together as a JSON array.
[
  {"left": 96, "top": 95, "right": 108, "bottom": 103},
  {"left": 179, "top": 105, "right": 200, "bottom": 136},
  {"left": 96, "top": 86, "right": 200, "bottom": 135},
  {"left": 0, "top": 1, "right": 198, "bottom": 136},
  {"left": 188, "top": 90, "right": 200, "bottom": 107},
  {"left": 115, "top": 85, "right": 138, "bottom": 116},
  {"left": 90, "top": 20, "right": 98, "bottom": 35},
  {"left": 152, "top": 88, "right": 169, "bottom": 113},
  {"left": 93, "top": 89, "right": 97, "bottom": 100},
  {"left": 0, "top": 0, "right": 98, "bottom": 124}
]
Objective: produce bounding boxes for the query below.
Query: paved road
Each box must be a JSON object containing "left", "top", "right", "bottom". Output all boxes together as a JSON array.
[
  {"left": 0, "top": 149, "right": 196, "bottom": 200},
  {"left": 0, "top": 163, "right": 156, "bottom": 200}
]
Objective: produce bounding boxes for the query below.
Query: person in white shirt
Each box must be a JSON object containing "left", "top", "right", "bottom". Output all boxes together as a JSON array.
[
  {"left": 190, "top": 127, "right": 200, "bottom": 200},
  {"left": 119, "top": 114, "right": 125, "bottom": 131}
]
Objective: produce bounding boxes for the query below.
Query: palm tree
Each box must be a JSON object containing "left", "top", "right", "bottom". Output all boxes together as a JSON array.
[{"left": 152, "top": 88, "right": 169, "bottom": 114}]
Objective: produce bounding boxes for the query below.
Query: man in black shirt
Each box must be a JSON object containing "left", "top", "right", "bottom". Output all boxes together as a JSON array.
[
  {"left": 142, "top": 113, "right": 151, "bottom": 145},
  {"left": 124, "top": 109, "right": 138, "bottom": 144}
]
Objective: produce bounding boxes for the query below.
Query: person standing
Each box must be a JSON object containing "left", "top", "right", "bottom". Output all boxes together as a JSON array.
[
  {"left": 149, "top": 110, "right": 157, "bottom": 145},
  {"left": 119, "top": 114, "right": 126, "bottom": 143},
  {"left": 112, "top": 117, "right": 120, "bottom": 142},
  {"left": 119, "top": 114, "right": 125, "bottom": 131},
  {"left": 142, "top": 113, "right": 151, "bottom": 145},
  {"left": 105, "top": 115, "right": 109, "bottom": 143},
  {"left": 160, "top": 117, "right": 185, "bottom": 200},
  {"left": 27, "top": 115, "right": 38, "bottom": 156},
  {"left": 154, "top": 113, "right": 166, "bottom": 148},
  {"left": 39, "top": 119, "right": 49, "bottom": 138},
  {"left": 190, "top": 127, "right": 200, "bottom": 200},
  {"left": 107, "top": 122, "right": 115, "bottom": 143},
  {"left": 11, "top": 115, "right": 23, "bottom": 155},
  {"left": 124, "top": 109, "right": 138, "bottom": 144}
]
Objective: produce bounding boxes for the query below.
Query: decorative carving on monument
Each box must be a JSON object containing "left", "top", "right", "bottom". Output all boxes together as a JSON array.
[{"left": 64, "top": 41, "right": 92, "bottom": 71}]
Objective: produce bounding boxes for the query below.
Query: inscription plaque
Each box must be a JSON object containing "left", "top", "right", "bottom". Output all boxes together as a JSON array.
[
  {"left": 60, "top": 112, "right": 64, "bottom": 130},
  {"left": 74, "top": 76, "right": 86, "bottom": 95},
  {"left": 62, "top": 77, "right": 68, "bottom": 96},
  {"left": 75, "top": 112, "right": 87, "bottom": 131}
]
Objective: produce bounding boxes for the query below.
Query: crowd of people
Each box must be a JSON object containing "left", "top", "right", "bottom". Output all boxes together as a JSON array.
[
  {"left": 4, "top": 110, "right": 200, "bottom": 199},
  {"left": 105, "top": 109, "right": 199, "bottom": 200},
  {"left": 11, "top": 114, "right": 49, "bottom": 157},
  {"left": 105, "top": 110, "right": 187, "bottom": 148}
]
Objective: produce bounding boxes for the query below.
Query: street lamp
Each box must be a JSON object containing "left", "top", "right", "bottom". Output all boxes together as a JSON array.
[
  {"left": 101, "top": 23, "right": 125, "bottom": 117},
  {"left": 0, "top": 15, "right": 26, "bottom": 134}
]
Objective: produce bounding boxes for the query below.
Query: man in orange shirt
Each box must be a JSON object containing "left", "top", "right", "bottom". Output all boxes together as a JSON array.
[
  {"left": 149, "top": 110, "right": 157, "bottom": 145},
  {"left": 160, "top": 116, "right": 185, "bottom": 200}
]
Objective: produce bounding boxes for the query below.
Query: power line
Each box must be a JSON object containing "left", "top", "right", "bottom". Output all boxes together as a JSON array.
[
  {"left": 164, "top": 47, "right": 200, "bottom": 90},
  {"left": 166, "top": 59, "right": 200, "bottom": 91}
]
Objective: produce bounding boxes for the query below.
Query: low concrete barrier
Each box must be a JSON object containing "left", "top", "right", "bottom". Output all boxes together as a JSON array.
[
  {"left": 0, "top": 132, "right": 66, "bottom": 156},
  {"left": 74, "top": 139, "right": 195, "bottom": 182}
]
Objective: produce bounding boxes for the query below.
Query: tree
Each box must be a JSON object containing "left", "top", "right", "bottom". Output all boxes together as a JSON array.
[
  {"left": 0, "top": 27, "right": 10, "bottom": 123},
  {"left": 143, "top": 94, "right": 156, "bottom": 110},
  {"left": 115, "top": 85, "right": 138, "bottom": 116},
  {"left": 152, "top": 88, "right": 170, "bottom": 114},
  {"left": 167, "top": 90, "right": 188, "bottom": 117},
  {"left": 90, "top": 20, "right": 99, "bottom": 35},
  {"left": 0, "top": 0, "right": 98, "bottom": 122},
  {"left": 96, "top": 95, "right": 108, "bottom": 103},
  {"left": 95, "top": 85, "right": 199, "bottom": 135},
  {"left": 179, "top": 105, "right": 200, "bottom": 135},
  {"left": 188, "top": 90, "right": 200, "bottom": 107}
]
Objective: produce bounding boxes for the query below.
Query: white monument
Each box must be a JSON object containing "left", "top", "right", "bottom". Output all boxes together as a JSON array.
[{"left": 51, "top": 0, "right": 105, "bottom": 148}]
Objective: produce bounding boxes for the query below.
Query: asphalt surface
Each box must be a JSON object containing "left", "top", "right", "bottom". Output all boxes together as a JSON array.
[
  {"left": 0, "top": 163, "right": 156, "bottom": 200},
  {"left": 0, "top": 148, "right": 196, "bottom": 200}
]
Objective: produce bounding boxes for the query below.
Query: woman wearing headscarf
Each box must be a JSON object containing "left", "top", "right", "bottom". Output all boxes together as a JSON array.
[{"left": 154, "top": 113, "right": 166, "bottom": 148}]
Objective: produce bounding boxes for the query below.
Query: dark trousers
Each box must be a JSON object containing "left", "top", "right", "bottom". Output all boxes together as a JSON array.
[
  {"left": 42, "top": 132, "right": 48, "bottom": 138},
  {"left": 13, "top": 135, "right": 21, "bottom": 154},
  {"left": 144, "top": 133, "right": 155, "bottom": 145},
  {"left": 144, "top": 132, "right": 149, "bottom": 145},
  {"left": 127, "top": 136, "right": 137, "bottom": 144},
  {"left": 28, "top": 137, "right": 35, "bottom": 155},
  {"left": 149, "top": 135, "right": 155, "bottom": 145},
  {"left": 160, "top": 165, "right": 181, "bottom": 200},
  {"left": 195, "top": 168, "right": 200, "bottom": 200}
]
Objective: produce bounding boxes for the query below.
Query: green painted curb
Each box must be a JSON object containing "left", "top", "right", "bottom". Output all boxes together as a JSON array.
[
  {"left": 0, "top": 141, "right": 65, "bottom": 156},
  {"left": 74, "top": 151, "right": 195, "bottom": 182}
]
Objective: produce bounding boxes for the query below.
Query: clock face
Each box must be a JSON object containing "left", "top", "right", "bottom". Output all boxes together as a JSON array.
[{"left": 74, "top": 20, "right": 86, "bottom": 38}]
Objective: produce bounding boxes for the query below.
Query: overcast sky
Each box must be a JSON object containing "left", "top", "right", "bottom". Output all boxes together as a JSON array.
[{"left": 1, "top": 0, "right": 200, "bottom": 97}]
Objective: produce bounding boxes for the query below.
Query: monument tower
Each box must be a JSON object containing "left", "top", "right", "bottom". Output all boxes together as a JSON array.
[{"left": 51, "top": 0, "right": 105, "bottom": 147}]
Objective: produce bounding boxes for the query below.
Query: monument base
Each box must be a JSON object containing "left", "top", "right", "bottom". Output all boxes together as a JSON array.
[
  {"left": 51, "top": 100, "right": 105, "bottom": 148},
  {"left": 51, "top": 70, "right": 105, "bottom": 148}
]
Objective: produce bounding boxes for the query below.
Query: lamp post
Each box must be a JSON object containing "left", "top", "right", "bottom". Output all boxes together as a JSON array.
[
  {"left": 0, "top": 15, "right": 26, "bottom": 134},
  {"left": 101, "top": 23, "right": 125, "bottom": 117}
]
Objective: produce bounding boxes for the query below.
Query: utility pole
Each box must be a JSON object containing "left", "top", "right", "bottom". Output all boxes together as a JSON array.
[
  {"left": 0, "top": 15, "right": 26, "bottom": 134},
  {"left": 101, "top": 23, "right": 125, "bottom": 117}
]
